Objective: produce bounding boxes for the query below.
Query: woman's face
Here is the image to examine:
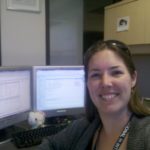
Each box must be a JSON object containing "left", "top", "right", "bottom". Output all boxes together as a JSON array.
[{"left": 87, "top": 49, "right": 137, "bottom": 116}]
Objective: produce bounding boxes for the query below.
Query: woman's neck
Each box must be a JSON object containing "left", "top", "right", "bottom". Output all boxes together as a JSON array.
[{"left": 99, "top": 110, "right": 132, "bottom": 136}]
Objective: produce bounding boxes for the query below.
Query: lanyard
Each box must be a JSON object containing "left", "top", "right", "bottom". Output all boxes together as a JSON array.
[
  {"left": 93, "top": 115, "right": 132, "bottom": 150},
  {"left": 113, "top": 121, "right": 130, "bottom": 150}
]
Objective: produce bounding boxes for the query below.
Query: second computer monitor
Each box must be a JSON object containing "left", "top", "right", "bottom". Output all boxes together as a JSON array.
[{"left": 32, "top": 66, "right": 85, "bottom": 117}]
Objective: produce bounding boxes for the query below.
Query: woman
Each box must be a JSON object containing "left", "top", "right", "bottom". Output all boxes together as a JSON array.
[{"left": 38, "top": 40, "right": 150, "bottom": 150}]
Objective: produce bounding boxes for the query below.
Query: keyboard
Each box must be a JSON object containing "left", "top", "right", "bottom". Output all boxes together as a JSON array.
[{"left": 11, "top": 124, "right": 68, "bottom": 148}]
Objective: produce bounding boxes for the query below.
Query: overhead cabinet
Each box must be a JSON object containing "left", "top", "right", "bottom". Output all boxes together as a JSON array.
[{"left": 104, "top": 0, "right": 150, "bottom": 45}]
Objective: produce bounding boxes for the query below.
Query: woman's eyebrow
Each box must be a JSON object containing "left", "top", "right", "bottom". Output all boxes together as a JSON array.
[
  {"left": 88, "top": 68, "right": 101, "bottom": 72},
  {"left": 109, "top": 66, "right": 120, "bottom": 70}
]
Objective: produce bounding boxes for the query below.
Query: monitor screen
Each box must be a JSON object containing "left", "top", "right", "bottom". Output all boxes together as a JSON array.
[
  {"left": 0, "top": 67, "right": 32, "bottom": 130},
  {"left": 32, "top": 66, "right": 85, "bottom": 117}
]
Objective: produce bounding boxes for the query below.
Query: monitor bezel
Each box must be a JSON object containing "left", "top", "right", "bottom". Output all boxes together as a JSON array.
[{"left": 32, "top": 65, "right": 85, "bottom": 117}]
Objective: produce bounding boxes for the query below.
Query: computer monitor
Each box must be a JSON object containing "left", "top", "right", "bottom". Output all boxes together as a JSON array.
[
  {"left": 32, "top": 66, "right": 85, "bottom": 118},
  {"left": 0, "top": 66, "right": 32, "bottom": 140}
]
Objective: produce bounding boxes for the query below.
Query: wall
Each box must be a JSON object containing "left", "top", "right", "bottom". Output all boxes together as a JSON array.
[
  {"left": 0, "top": 0, "right": 46, "bottom": 66},
  {"left": 49, "top": 0, "right": 83, "bottom": 65},
  {"left": 132, "top": 54, "right": 150, "bottom": 97},
  {"left": 129, "top": 44, "right": 150, "bottom": 98},
  {"left": 84, "top": 13, "right": 104, "bottom": 32}
]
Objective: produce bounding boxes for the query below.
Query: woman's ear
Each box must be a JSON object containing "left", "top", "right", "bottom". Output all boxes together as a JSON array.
[{"left": 131, "top": 71, "right": 137, "bottom": 88}]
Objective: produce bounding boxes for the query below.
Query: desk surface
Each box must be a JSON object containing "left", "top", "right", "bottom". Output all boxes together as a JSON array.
[{"left": 0, "top": 140, "right": 38, "bottom": 150}]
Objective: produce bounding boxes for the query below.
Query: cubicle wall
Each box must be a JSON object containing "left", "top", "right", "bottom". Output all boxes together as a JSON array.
[
  {"left": 132, "top": 54, "right": 150, "bottom": 97},
  {"left": 49, "top": 0, "right": 83, "bottom": 65}
]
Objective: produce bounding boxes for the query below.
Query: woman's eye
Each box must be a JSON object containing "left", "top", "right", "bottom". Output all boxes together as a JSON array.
[
  {"left": 90, "top": 73, "right": 101, "bottom": 79},
  {"left": 111, "top": 70, "right": 123, "bottom": 76}
]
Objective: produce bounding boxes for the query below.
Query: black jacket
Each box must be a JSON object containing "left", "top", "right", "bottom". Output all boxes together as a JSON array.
[{"left": 38, "top": 115, "right": 150, "bottom": 150}]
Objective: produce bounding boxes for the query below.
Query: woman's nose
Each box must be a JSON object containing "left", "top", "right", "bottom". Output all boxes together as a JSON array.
[{"left": 101, "top": 74, "right": 112, "bottom": 87}]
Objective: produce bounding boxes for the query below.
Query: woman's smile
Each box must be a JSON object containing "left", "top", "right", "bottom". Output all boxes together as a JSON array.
[{"left": 99, "top": 93, "right": 119, "bottom": 101}]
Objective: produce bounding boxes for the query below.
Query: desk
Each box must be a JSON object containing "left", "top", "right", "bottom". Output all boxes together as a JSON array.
[{"left": 0, "top": 140, "right": 38, "bottom": 150}]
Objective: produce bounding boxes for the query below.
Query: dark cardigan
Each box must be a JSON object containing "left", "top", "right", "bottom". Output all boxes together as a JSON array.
[{"left": 38, "top": 115, "right": 150, "bottom": 150}]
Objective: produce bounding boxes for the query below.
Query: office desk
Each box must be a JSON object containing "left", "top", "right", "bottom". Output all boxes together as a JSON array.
[{"left": 0, "top": 140, "right": 38, "bottom": 150}]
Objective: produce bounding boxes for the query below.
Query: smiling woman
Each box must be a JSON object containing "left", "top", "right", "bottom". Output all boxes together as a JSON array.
[
  {"left": 38, "top": 40, "right": 150, "bottom": 150},
  {"left": 84, "top": 40, "right": 150, "bottom": 150}
]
